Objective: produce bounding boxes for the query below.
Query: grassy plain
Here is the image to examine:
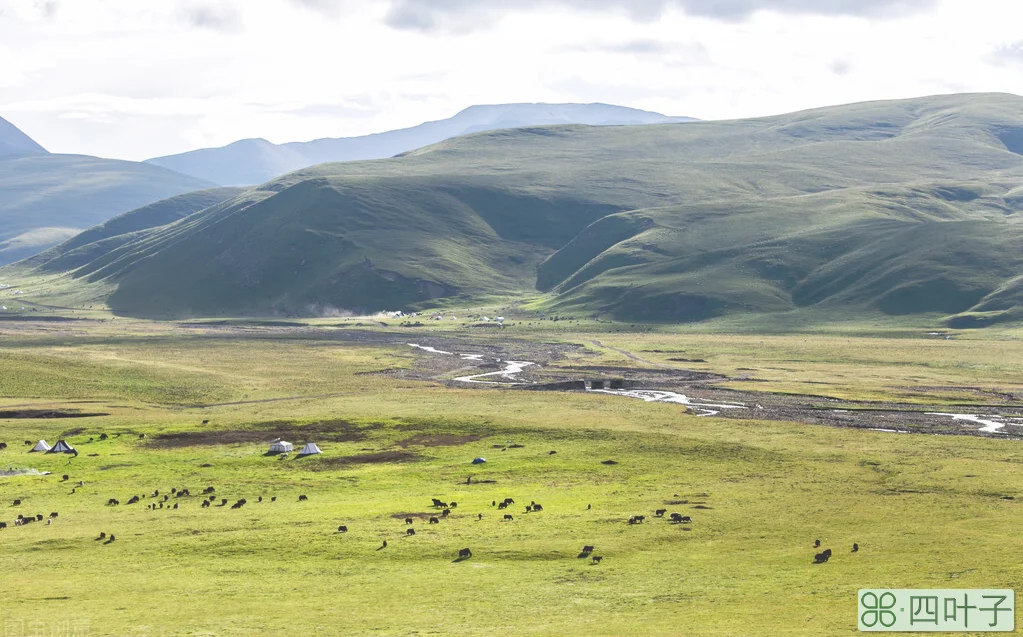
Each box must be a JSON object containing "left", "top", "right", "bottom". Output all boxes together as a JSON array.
[{"left": 0, "top": 318, "right": 1021, "bottom": 636}]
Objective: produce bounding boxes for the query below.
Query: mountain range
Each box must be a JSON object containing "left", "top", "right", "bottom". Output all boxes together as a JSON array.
[
  {"left": 7, "top": 93, "right": 1023, "bottom": 326},
  {"left": 145, "top": 103, "right": 697, "bottom": 186},
  {"left": 0, "top": 118, "right": 217, "bottom": 264}
]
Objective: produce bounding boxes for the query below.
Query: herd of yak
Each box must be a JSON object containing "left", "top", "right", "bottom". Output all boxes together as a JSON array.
[{"left": 3, "top": 472, "right": 859, "bottom": 564}]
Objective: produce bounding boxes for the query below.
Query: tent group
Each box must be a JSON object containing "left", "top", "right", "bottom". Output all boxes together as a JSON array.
[
  {"left": 29, "top": 440, "right": 76, "bottom": 454},
  {"left": 267, "top": 440, "right": 322, "bottom": 456}
]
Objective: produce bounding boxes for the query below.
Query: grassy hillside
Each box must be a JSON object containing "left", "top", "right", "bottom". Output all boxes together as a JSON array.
[
  {"left": 23, "top": 187, "right": 246, "bottom": 272},
  {"left": 5, "top": 93, "right": 1023, "bottom": 322},
  {"left": 0, "top": 155, "right": 215, "bottom": 265}
]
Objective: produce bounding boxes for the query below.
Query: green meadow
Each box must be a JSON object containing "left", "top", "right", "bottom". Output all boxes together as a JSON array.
[{"left": 1, "top": 319, "right": 1021, "bottom": 636}]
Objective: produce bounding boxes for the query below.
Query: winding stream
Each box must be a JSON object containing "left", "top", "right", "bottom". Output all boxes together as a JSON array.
[
  {"left": 588, "top": 389, "right": 746, "bottom": 417},
  {"left": 407, "top": 344, "right": 746, "bottom": 414}
]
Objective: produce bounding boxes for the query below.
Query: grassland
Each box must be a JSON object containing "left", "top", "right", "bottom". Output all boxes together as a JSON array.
[{"left": 1, "top": 317, "right": 1021, "bottom": 636}]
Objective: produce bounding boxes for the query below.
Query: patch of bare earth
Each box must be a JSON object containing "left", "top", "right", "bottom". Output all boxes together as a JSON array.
[
  {"left": 396, "top": 434, "right": 482, "bottom": 448},
  {"left": 149, "top": 419, "right": 373, "bottom": 449},
  {"left": 315, "top": 451, "right": 420, "bottom": 468}
]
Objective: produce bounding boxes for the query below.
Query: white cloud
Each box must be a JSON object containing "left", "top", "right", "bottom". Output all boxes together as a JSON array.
[{"left": 0, "top": 0, "right": 1020, "bottom": 161}]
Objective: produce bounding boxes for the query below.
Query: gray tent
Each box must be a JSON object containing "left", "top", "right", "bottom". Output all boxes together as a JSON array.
[
  {"left": 47, "top": 440, "right": 75, "bottom": 454},
  {"left": 297, "top": 442, "right": 322, "bottom": 456},
  {"left": 268, "top": 440, "right": 293, "bottom": 454},
  {"left": 29, "top": 440, "right": 51, "bottom": 452}
]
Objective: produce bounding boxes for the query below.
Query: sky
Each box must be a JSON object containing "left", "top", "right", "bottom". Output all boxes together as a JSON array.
[{"left": 1, "top": 0, "right": 1022, "bottom": 161}]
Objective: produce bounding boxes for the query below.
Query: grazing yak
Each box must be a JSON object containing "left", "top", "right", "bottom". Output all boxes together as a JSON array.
[
  {"left": 405, "top": 518, "right": 414, "bottom": 525},
  {"left": 532, "top": 504, "right": 543, "bottom": 512},
  {"left": 203, "top": 487, "right": 215, "bottom": 494},
  {"left": 503, "top": 514, "right": 514, "bottom": 521},
  {"left": 406, "top": 528, "right": 415, "bottom": 536},
  {"left": 591, "top": 556, "right": 603, "bottom": 564},
  {"left": 298, "top": 495, "right": 308, "bottom": 501},
  {"left": 814, "top": 539, "right": 821, "bottom": 548},
  {"left": 449, "top": 502, "right": 457, "bottom": 508},
  {"left": 62, "top": 475, "right": 69, "bottom": 481},
  {"left": 852, "top": 543, "right": 859, "bottom": 553},
  {"left": 201, "top": 500, "right": 210, "bottom": 508},
  {"left": 49, "top": 512, "right": 58, "bottom": 518},
  {"left": 458, "top": 548, "right": 472, "bottom": 559},
  {"left": 497, "top": 502, "right": 508, "bottom": 510},
  {"left": 98, "top": 532, "right": 106, "bottom": 540},
  {"left": 107, "top": 499, "right": 120, "bottom": 506},
  {"left": 680, "top": 516, "right": 692, "bottom": 524},
  {"left": 220, "top": 499, "right": 228, "bottom": 506},
  {"left": 12, "top": 499, "right": 21, "bottom": 506},
  {"left": 127, "top": 496, "right": 140, "bottom": 505},
  {"left": 0, "top": 522, "right": 6, "bottom": 529},
  {"left": 271, "top": 497, "right": 277, "bottom": 502},
  {"left": 429, "top": 517, "right": 439, "bottom": 524},
  {"left": 338, "top": 526, "right": 348, "bottom": 533},
  {"left": 0, "top": 442, "right": 7, "bottom": 450},
  {"left": 814, "top": 549, "right": 833, "bottom": 564},
  {"left": 582, "top": 545, "right": 595, "bottom": 553},
  {"left": 655, "top": 509, "right": 667, "bottom": 517},
  {"left": 442, "top": 509, "right": 451, "bottom": 517}
]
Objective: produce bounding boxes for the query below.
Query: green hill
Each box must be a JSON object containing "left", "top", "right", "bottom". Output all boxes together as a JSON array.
[
  {"left": 0, "top": 154, "right": 216, "bottom": 264},
  {"left": 5, "top": 93, "right": 1023, "bottom": 323}
]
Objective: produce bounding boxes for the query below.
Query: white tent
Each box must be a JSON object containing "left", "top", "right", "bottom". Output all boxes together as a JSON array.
[
  {"left": 29, "top": 440, "right": 51, "bottom": 452},
  {"left": 48, "top": 440, "right": 76, "bottom": 454},
  {"left": 268, "top": 440, "right": 293, "bottom": 454},
  {"left": 297, "top": 442, "right": 322, "bottom": 456}
]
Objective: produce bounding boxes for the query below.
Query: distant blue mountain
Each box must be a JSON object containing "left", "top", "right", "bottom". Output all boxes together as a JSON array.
[
  {"left": 146, "top": 102, "right": 698, "bottom": 186},
  {"left": 0, "top": 116, "right": 48, "bottom": 157}
]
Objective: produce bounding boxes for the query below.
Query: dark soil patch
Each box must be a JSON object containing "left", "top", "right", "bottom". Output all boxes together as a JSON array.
[
  {"left": 667, "top": 358, "right": 707, "bottom": 363},
  {"left": 665, "top": 500, "right": 689, "bottom": 505},
  {"left": 396, "top": 434, "right": 481, "bottom": 448},
  {"left": 0, "top": 410, "right": 108, "bottom": 420},
  {"left": 692, "top": 505, "right": 713, "bottom": 510},
  {"left": 316, "top": 451, "right": 420, "bottom": 467},
  {"left": 150, "top": 419, "right": 372, "bottom": 449},
  {"left": 601, "top": 460, "right": 619, "bottom": 465},
  {"left": 59, "top": 427, "right": 87, "bottom": 438}
]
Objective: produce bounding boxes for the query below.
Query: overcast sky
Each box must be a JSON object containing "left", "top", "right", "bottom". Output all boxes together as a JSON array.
[{"left": 1, "top": 0, "right": 1021, "bottom": 161}]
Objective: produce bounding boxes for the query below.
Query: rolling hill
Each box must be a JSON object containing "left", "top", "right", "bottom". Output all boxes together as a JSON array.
[
  {"left": 145, "top": 103, "right": 697, "bottom": 186},
  {"left": 0, "top": 154, "right": 216, "bottom": 265},
  {"left": 7, "top": 93, "right": 1023, "bottom": 324}
]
